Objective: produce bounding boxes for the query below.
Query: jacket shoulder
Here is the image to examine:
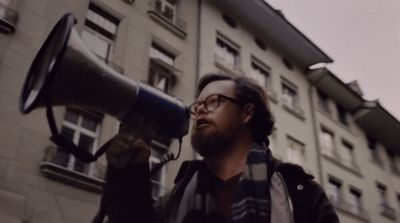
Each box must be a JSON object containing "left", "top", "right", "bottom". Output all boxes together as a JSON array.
[{"left": 276, "top": 162, "right": 339, "bottom": 223}]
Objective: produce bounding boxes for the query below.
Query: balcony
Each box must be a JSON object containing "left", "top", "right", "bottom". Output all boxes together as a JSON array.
[
  {"left": 379, "top": 203, "right": 397, "bottom": 221},
  {"left": 148, "top": 0, "right": 187, "bottom": 39},
  {"left": 0, "top": 2, "right": 18, "bottom": 34},
  {"left": 214, "top": 54, "right": 244, "bottom": 77},
  {"left": 40, "top": 146, "right": 106, "bottom": 193},
  {"left": 329, "top": 196, "right": 369, "bottom": 221},
  {"left": 281, "top": 96, "right": 305, "bottom": 121}
]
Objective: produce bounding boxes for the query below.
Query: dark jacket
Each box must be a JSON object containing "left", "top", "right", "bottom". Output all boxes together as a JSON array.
[{"left": 104, "top": 157, "right": 339, "bottom": 223}]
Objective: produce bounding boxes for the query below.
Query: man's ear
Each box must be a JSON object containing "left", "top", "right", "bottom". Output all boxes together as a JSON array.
[{"left": 242, "top": 103, "right": 255, "bottom": 124}]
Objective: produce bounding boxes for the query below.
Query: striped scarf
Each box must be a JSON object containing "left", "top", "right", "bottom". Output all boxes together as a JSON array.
[{"left": 174, "top": 143, "right": 271, "bottom": 223}]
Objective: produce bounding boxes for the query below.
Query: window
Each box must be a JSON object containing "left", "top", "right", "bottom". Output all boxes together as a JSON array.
[
  {"left": 153, "top": 0, "right": 177, "bottom": 21},
  {"left": 215, "top": 35, "right": 240, "bottom": 71},
  {"left": 377, "top": 183, "right": 397, "bottom": 220},
  {"left": 377, "top": 183, "right": 388, "bottom": 205},
  {"left": 317, "top": 89, "right": 330, "bottom": 114},
  {"left": 54, "top": 108, "right": 101, "bottom": 175},
  {"left": 341, "top": 140, "right": 355, "bottom": 168},
  {"left": 268, "top": 128, "right": 277, "bottom": 153},
  {"left": 319, "top": 128, "right": 335, "bottom": 157},
  {"left": 247, "top": 59, "right": 271, "bottom": 88},
  {"left": 367, "top": 136, "right": 383, "bottom": 167},
  {"left": 81, "top": 3, "right": 119, "bottom": 62},
  {"left": 349, "top": 188, "right": 363, "bottom": 215},
  {"left": 336, "top": 103, "right": 348, "bottom": 126},
  {"left": 148, "top": 43, "right": 176, "bottom": 93},
  {"left": 281, "top": 81, "right": 298, "bottom": 109},
  {"left": 327, "top": 178, "right": 342, "bottom": 205},
  {"left": 390, "top": 156, "right": 400, "bottom": 175},
  {"left": 286, "top": 136, "right": 305, "bottom": 166}
]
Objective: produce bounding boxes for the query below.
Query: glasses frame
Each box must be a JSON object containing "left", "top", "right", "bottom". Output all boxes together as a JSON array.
[{"left": 189, "top": 93, "right": 242, "bottom": 115}]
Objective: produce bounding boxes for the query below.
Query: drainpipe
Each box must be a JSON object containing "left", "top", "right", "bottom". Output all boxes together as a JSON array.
[
  {"left": 308, "top": 76, "right": 325, "bottom": 187},
  {"left": 194, "top": 0, "right": 202, "bottom": 89},
  {"left": 192, "top": 0, "right": 202, "bottom": 159}
]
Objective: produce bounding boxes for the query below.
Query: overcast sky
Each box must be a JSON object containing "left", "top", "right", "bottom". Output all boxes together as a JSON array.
[{"left": 266, "top": 0, "right": 400, "bottom": 120}]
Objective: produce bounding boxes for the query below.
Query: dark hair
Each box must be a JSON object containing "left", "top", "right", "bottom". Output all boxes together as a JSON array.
[{"left": 196, "top": 73, "right": 275, "bottom": 145}]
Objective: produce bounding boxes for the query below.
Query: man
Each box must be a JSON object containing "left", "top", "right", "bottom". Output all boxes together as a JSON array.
[{"left": 101, "top": 73, "right": 339, "bottom": 223}]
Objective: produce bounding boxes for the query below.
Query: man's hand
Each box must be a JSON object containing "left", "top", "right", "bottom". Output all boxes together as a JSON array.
[{"left": 105, "top": 116, "right": 158, "bottom": 170}]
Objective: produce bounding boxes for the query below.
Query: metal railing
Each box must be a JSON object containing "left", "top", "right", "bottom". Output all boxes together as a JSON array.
[
  {"left": 0, "top": 2, "right": 18, "bottom": 34},
  {"left": 148, "top": 0, "right": 187, "bottom": 31},
  {"left": 42, "top": 145, "right": 106, "bottom": 180},
  {"left": 214, "top": 54, "right": 245, "bottom": 76}
]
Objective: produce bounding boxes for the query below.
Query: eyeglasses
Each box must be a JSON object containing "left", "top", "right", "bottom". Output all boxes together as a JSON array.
[{"left": 189, "top": 94, "right": 241, "bottom": 115}]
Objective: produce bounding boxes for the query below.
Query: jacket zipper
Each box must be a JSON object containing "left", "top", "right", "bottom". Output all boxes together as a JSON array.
[{"left": 276, "top": 172, "right": 295, "bottom": 223}]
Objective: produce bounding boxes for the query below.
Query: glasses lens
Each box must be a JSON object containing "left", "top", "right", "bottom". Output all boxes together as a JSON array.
[
  {"left": 205, "top": 95, "right": 220, "bottom": 112},
  {"left": 189, "top": 102, "right": 198, "bottom": 115}
]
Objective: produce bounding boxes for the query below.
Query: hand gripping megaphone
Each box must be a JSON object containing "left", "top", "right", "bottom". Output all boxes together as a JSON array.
[{"left": 19, "top": 13, "right": 190, "bottom": 162}]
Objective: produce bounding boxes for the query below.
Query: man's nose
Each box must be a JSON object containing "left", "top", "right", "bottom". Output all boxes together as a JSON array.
[{"left": 195, "top": 103, "right": 208, "bottom": 116}]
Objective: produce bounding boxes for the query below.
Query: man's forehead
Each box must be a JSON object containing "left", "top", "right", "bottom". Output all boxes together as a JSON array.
[{"left": 197, "top": 80, "right": 235, "bottom": 99}]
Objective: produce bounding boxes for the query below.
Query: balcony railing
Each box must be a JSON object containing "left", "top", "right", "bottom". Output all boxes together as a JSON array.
[
  {"left": 329, "top": 196, "right": 369, "bottom": 221},
  {"left": 40, "top": 146, "right": 106, "bottom": 192},
  {"left": 0, "top": 2, "right": 18, "bottom": 34},
  {"left": 379, "top": 203, "right": 397, "bottom": 221},
  {"left": 148, "top": 0, "right": 187, "bottom": 34},
  {"left": 214, "top": 54, "right": 244, "bottom": 76}
]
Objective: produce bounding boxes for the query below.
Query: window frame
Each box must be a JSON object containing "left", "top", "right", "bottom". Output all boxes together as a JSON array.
[
  {"left": 320, "top": 127, "right": 335, "bottom": 157},
  {"left": 286, "top": 135, "right": 305, "bottom": 166},
  {"left": 55, "top": 108, "right": 102, "bottom": 176},
  {"left": 215, "top": 33, "right": 241, "bottom": 72},
  {"left": 248, "top": 56, "right": 271, "bottom": 89}
]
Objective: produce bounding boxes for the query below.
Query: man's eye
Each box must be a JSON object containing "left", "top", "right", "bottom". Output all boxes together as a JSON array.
[{"left": 208, "top": 98, "right": 218, "bottom": 104}]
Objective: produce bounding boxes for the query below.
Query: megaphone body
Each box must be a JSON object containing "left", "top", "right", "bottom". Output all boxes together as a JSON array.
[{"left": 20, "top": 13, "right": 189, "bottom": 139}]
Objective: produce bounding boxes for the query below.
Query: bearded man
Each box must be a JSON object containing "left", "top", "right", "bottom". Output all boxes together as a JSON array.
[{"left": 100, "top": 73, "right": 339, "bottom": 223}]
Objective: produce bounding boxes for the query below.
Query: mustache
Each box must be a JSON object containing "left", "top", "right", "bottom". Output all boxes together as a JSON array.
[{"left": 194, "top": 117, "right": 215, "bottom": 126}]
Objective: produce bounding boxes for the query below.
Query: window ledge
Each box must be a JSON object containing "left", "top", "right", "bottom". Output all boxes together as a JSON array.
[
  {"left": 330, "top": 198, "right": 370, "bottom": 222},
  {"left": 40, "top": 162, "right": 105, "bottom": 193},
  {"left": 0, "top": 3, "right": 18, "bottom": 34},
  {"left": 380, "top": 204, "right": 397, "bottom": 221},
  {"left": 214, "top": 60, "right": 244, "bottom": 77},
  {"left": 322, "top": 154, "right": 363, "bottom": 178},
  {"left": 282, "top": 103, "right": 305, "bottom": 121},
  {"left": 266, "top": 89, "right": 278, "bottom": 104},
  {"left": 148, "top": 11, "right": 187, "bottom": 39}
]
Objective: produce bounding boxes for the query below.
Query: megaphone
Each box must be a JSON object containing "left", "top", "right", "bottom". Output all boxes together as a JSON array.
[{"left": 20, "top": 13, "right": 190, "bottom": 139}]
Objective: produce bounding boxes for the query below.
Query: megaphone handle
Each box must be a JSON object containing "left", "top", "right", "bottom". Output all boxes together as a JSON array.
[{"left": 46, "top": 104, "right": 99, "bottom": 163}]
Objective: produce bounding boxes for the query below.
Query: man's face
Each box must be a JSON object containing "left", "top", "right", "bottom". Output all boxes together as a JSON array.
[{"left": 190, "top": 80, "right": 246, "bottom": 157}]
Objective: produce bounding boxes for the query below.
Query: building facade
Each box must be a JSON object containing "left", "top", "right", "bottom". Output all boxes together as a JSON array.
[{"left": 0, "top": 0, "right": 399, "bottom": 222}]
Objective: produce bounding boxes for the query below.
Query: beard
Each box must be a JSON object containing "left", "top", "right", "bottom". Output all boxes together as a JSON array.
[{"left": 190, "top": 126, "right": 238, "bottom": 158}]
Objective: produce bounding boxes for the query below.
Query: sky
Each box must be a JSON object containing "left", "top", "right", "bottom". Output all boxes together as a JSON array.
[{"left": 266, "top": 0, "right": 400, "bottom": 120}]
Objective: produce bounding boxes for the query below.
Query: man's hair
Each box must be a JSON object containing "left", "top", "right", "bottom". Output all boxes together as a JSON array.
[{"left": 196, "top": 73, "right": 275, "bottom": 145}]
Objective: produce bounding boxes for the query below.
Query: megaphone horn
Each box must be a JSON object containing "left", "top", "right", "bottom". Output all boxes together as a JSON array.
[{"left": 20, "top": 13, "right": 189, "bottom": 138}]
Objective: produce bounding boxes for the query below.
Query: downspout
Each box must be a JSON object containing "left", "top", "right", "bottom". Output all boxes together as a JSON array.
[
  {"left": 308, "top": 77, "right": 325, "bottom": 187},
  {"left": 192, "top": 0, "right": 202, "bottom": 159},
  {"left": 194, "top": 0, "right": 202, "bottom": 89}
]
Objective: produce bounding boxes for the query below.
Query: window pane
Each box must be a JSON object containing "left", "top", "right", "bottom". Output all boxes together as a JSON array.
[
  {"left": 78, "top": 134, "right": 95, "bottom": 151},
  {"left": 327, "top": 179, "right": 341, "bottom": 203},
  {"left": 64, "top": 110, "right": 79, "bottom": 124},
  {"left": 82, "top": 115, "right": 98, "bottom": 132},
  {"left": 150, "top": 44, "right": 175, "bottom": 66},
  {"left": 287, "top": 138, "right": 304, "bottom": 165},
  {"left": 341, "top": 141, "right": 353, "bottom": 167},
  {"left": 320, "top": 129, "right": 334, "bottom": 156}
]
